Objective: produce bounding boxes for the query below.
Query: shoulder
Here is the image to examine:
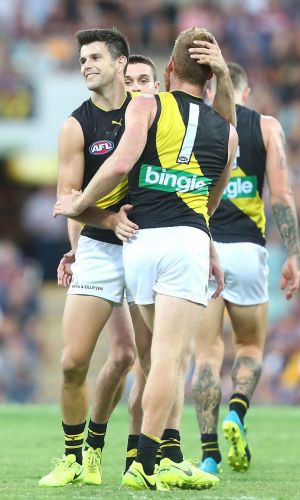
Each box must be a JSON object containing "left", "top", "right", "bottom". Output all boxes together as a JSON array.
[
  {"left": 128, "top": 93, "right": 156, "bottom": 110},
  {"left": 59, "top": 116, "right": 84, "bottom": 146},
  {"left": 260, "top": 115, "right": 284, "bottom": 147},
  {"left": 260, "top": 114, "right": 282, "bottom": 134}
]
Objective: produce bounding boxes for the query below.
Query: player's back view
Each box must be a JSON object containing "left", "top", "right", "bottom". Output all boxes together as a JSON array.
[{"left": 125, "top": 89, "right": 230, "bottom": 306}]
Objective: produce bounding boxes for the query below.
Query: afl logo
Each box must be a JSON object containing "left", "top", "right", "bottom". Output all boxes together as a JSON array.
[{"left": 89, "top": 140, "right": 114, "bottom": 155}]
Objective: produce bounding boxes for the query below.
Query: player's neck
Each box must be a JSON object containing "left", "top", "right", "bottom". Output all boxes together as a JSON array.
[
  {"left": 169, "top": 78, "right": 203, "bottom": 98},
  {"left": 91, "top": 80, "right": 127, "bottom": 111}
]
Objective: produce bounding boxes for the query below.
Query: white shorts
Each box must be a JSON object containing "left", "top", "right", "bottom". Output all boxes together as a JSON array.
[
  {"left": 208, "top": 241, "right": 269, "bottom": 305},
  {"left": 68, "top": 235, "right": 133, "bottom": 305},
  {"left": 123, "top": 226, "right": 210, "bottom": 306}
]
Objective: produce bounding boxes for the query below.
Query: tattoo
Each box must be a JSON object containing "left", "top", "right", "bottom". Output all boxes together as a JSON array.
[
  {"left": 193, "top": 362, "right": 221, "bottom": 434},
  {"left": 272, "top": 203, "right": 300, "bottom": 256},
  {"left": 231, "top": 356, "right": 262, "bottom": 399}
]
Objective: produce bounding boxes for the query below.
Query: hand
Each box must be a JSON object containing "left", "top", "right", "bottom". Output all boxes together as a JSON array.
[
  {"left": 189, "top": 36, "right": 228, "bottom": 78},
  {"left": 209, "top": 240, "right": 224, "bottom": 299},
  {"left": 53, "top": 189, "right": 84, "bottom": 217},
  {"left": 112, "top": 204, "right": 139, "bottom": 242},
  {"left": 280, "top": 255, "right": 300, "bottom": 300},
  {"left": 57, "top": 249, "right": 76, "bottom": 287}
]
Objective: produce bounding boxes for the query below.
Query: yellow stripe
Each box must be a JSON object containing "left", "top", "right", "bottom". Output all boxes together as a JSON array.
[
  {"left": 65, "top": 444, "right": 83, "bottom": 449},
  {"left": 203, "top": 447, "right": 219, "bottom": 451},
  {"left": 230, "top": 397, "right": 248, "bottom": 409},
  {"left": 144, "top": 433, "right": 161, "bottom": 444},
  {"left": 89, "top": 430, "right": 106, "bottom": 436},
  {"left": 65, "top": 433, "right": 84, "bottom": 440},
  {"left": 202, "top": 441, "right": 218, "bottom": 446},
  {"left": 126, "top": 448, "right": 137, "bottom": 458},
  {"left": 161, "top": 443, "right": 180, "bottom": 449}
]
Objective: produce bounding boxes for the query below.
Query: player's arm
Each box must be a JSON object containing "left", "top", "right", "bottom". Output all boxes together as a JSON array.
[
  {"left": 207, "top": 124, "right": 238, "bottom": 216},
  {"left": 57, "top": 116, "right": 125, "bottom": 230},
  {"left": 54, "top": 95, "right": 156, "bottom": 217},
  {"left": 262, "top": 115, "right": 300, "bottom": 299},
  {"left": 189, "top": 37, "right": 236, "bottom": 126}
]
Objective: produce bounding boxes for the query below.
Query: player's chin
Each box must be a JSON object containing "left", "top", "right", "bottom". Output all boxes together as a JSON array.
[{"left": 86, "top": 81, "right": 98, "bottom": 91}]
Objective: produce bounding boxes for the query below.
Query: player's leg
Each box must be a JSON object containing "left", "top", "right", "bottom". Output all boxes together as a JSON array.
[
  {"left": 142, "top": 295, "right": 217, "bottom": 490},
  {"left": 122, "top": 227, "right": 218, "bottom": 490},
  {"left": 84, "top": 303, "right": 136, "bottom": 485},
  {"left": 39, "top": 294, "right": 112, "bottom": 487},
  {"left": 192, "top": 296, "right": 225, "bottom": 473},
  {"left": 125, "top": 304, "right": 151, "bottom": 472},
  {"left": 160, "top": 340, "right": 192, "bottom": 465},
  {"left": 220, "top": 242, "right": 269, "bottom": 471},
  {"left": 223, "top": 300, "right": 268, "bottom": 471}
]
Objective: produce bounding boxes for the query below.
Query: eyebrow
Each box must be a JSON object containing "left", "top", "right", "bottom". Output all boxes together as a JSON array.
[
  {"left": 80, "top": 52, "right": 101, "bottom": 63},
  {"left": 126, "top": 74, "right": 151, "bottom": 79}
]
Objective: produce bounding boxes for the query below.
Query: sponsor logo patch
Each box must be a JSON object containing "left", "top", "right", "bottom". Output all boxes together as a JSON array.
[
  {"left": 89, "top": 140, "right": 114, "bottom": 155},
  {"left": 222, "top": 175, "right": 257, "bottom": 199},
  {"left": 139, "top": 164, "right": 212, "bottom": 194}
]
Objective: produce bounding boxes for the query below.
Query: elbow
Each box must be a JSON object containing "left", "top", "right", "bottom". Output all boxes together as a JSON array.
[
  {"left": 270, "top": 189, "right": 293, "bottom": 207},
  {"left": 114, "top": 161, "right": 131, "bottom": 176}
]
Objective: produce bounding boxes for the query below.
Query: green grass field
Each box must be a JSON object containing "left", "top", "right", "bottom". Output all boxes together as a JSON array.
[{"left": 0, "top": 404, "right": 299, "bottom": 499}]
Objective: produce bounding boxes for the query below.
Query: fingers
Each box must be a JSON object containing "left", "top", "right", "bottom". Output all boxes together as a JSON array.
[
  {"left": 115, "top": 225, "right": 138, "bottom": 241},
  {"left": 280, "top": 273, "right": 299, "bottom": 300}
]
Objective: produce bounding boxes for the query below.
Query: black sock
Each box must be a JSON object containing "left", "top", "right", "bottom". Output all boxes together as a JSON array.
[
  {"left": 229, "top": 393, "right": 249, "bottom": 424},
  {"left": 125, "top": 434, "right": 139, "bottom": 472},
  {"left": 156, "top": 446, "right": 162, "bottom": 465},
  {"left": 62, "top": 421, "right": 85, "bottom": 465},
  {"left": 161, "top": 428, "right": 183, "bottom": 463},
  {"left": 136, "top": 433, "right": 161, "bottom": 475},
  {"left": 85, "top": 419, "right": 107, "bottom": 450},
  {"left": 201, "top": 433, "right": 221, "bottom": 464}
]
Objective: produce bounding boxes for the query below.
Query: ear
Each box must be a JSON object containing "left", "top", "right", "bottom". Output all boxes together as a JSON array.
[
  {"left": 117, "top": 55, "right": 127, "bottom": 73},
  {"left": 206, "top": 70, "right": 213, "bottom": 81},
  {"left": 166, "top": 56, "right": 175, "bottom": 73},
  {"left": 154, "top": 81, "right": 160, "bottom": 92},
  {"left": 243, "top": 87, "right": 251, "bottom": 103}
]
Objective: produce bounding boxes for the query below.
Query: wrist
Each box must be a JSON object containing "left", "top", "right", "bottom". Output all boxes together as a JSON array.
[
  {"left": 104, "top": 211, "right": 116, "bottom": 230},
  {"left": 214, "top": 66, "right": 230, "bottom": 79}
]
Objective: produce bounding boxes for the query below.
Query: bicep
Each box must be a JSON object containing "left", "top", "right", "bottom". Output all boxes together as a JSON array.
[{"left": 57, "top": 117, "right": 85, "bottom": 197}]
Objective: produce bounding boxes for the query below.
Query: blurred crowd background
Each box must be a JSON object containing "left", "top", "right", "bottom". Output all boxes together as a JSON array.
[{"left": 1, "top": 0, "right": 300, "bottom": 405}]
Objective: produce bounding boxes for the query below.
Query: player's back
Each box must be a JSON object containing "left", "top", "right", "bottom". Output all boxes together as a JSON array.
[
  {"left": 128, "top": 90, "right": 230, "bottom": 235},
  {"left": 210, "top": 104, "right": 267, "bottom": 246}
]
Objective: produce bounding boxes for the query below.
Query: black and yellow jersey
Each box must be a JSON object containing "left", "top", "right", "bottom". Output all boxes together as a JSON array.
[
  {"left": 210, "top": 104, "right": 266, "bottom": 246},
  {"left": 128, "top": 90, "right": 230, "bottom": 234},
  {"left": 71, "top": 93, "right": 132, "bottom": 245}
]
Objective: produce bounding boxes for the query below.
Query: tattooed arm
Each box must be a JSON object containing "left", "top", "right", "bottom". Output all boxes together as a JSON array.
[{"left": 262, "top": 115, "right": 300, "bottom": 299}]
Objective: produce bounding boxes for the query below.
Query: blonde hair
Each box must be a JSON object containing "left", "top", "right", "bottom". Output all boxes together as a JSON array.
[{"left": 172, "top": 27, "right": 214, "bottom": 86}]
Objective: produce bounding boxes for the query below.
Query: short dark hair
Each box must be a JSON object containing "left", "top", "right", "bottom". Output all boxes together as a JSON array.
[
  {"left": 227, "top": 62, "right": 248, "bottom": 91},
  {"left": 173, "top": 27, "right": 214, "bottom": 87},
  {"left": 76, "top": 28, "right": 129, "bottom": 62},
  {"left": 128, "top": 54, "right": 157, "bottom": 81}
]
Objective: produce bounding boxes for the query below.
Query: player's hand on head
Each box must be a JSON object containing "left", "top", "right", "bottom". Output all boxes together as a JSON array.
[
  {"left": 188, "top": 36, "right": 228, "bottom": 77},
  {"left": 57, "top": 249, "right": 76, "bottom": 287},
  {"left": 53, "top": 189, "right": 83, "bottom": 218},
  {"left": 280, "top": 255, "right": 300, "bottom": 300},
  {"left": 113, "top": 204, "right": 139, "bottom": 242}
]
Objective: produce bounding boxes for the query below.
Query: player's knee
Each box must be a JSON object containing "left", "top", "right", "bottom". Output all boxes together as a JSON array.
[
  {"left": 111, "top": 347, "right": 136, "bottom": 375},
  {"left": 235, "top": 343, "right": 263, "bottom": 362},
  {"left": 61, "top": 352, "right": 88, "bottom": 386}
]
